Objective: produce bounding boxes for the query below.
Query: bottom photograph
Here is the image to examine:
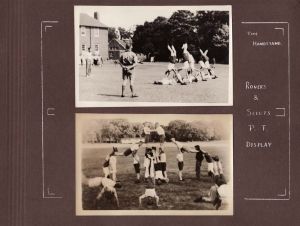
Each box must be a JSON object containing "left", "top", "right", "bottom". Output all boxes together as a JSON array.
[{"left": 76, "top": 114, "right": 233, "bottom": 215}]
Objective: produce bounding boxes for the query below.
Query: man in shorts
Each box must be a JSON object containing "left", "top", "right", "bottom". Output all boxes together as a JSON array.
[{"left": 119, "top": 44, "right": 138, "bottom": 98}]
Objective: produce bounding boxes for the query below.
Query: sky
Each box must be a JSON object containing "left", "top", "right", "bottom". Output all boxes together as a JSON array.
[{"left": 75, "top": 5, "right": 230, "bottom": 29}]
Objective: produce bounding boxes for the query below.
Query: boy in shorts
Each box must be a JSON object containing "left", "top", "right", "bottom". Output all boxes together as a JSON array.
[
  {"left": 102, "top": 147, "right": 119, "bottom": 181},
  {"left": 159, "top": 147, "right": 168, "bottom": 181},
  {"left": 204, "top": 152, "right": 214, "bottom": 179},
  {"left": 139, "top": 178, "right": 160, "bottom": 207},
  {"left": 212, "top": 155, "right": 225, "bottom": 182},
  {"left": 144, "top": 148, "right": 155, "bottom": 181},
  {"left": 171, "top": 138, "right": 199, "bottom": 181},
  {"left": 194, "top": 176, "right": 227, "bottom": 210},
  {"left": 152, "top": 147, "right": 165, "bottom": 184},
  {"left": 132, "top": 150, "right": 141, "bottom": 183},
  {"left": 165, "top": 44, "right": 177, "bottom": 77},
  {"left": 199, "top": 48, "right": 217, "bottom": 79},
  {"left": 177, "top": 42, "right": 190, "bottom": 80},
  {"left": 155, "top": 123, "right": 165, "bottom": 148},
  {"left": 82, "top": 174, "right": 121, "bottom": 208},
  {"left": 119, "top": 44, "right": 138, "bottom": 97}
]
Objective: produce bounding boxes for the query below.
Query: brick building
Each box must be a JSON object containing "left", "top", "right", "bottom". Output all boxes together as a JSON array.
[{"left": 79, "top": 12, "right": 108, "bottom": 60}]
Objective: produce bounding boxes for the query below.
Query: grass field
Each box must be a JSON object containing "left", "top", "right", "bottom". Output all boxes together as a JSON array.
[
  {"left": 78, "top": 62, "right": 229, "bottom": 104},
  {"left": 81, "top": 140, "right": 232, "bottom": 211}
]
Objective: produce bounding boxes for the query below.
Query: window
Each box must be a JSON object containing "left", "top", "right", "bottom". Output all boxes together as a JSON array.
[
  {"left": 94, "top": 28, "right": 99, "bottom": 37},
  {"left": 81, "top": 27, "right": 86, "bottom": 36},
  {"left": 95, "top": 44, "right": 99, "bottom": 52},
  {"left": 82, "top": 44, "right": 86, "bottom": 51}
]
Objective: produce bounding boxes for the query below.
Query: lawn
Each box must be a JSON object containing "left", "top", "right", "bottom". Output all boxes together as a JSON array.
[
  {"left": 78, "top": 62, "right": 230, "bottom": 104},
  {"left": 81, "top": 140, "right": 232, "bottom": 211}
]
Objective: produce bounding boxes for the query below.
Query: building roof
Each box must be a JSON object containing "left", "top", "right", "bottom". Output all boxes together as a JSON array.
[
  {"left": 80, "top": 13, "right": 108, "bottom": 28},
  {"left": 109, "top": 38, "right": 133, "bottom": 50}
]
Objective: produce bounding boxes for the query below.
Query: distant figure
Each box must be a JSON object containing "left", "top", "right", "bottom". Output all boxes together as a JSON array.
[
  {"left": 115, "top": 28, "right": 121, "bottom": 40},
  {"left": 119, "top": 44, "right": 138, "bottom": 98},
  {"left": 85, "top": 48, "right": 92, "bottom": 77},
  {"left": 99, "top": 54, "right": 104, "bottom": 67}
]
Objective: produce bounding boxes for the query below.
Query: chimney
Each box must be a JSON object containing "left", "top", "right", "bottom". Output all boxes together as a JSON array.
[{"left": 94, "top": 12, "right": 99, "bottom": 21}]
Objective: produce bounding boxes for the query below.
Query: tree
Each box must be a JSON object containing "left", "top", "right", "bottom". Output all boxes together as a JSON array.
[
  {"left": 118, "top": 27, "right": 132, "bottom": 39},
  {"left": 132, "top": 10, "right": 230, "bottom": 63},
  {"left": 108, "top": 27, "right": 118, "bottom": 42}
]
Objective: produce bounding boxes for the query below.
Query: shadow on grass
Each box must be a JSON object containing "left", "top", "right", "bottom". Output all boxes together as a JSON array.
[{"left": 97, "top": 93, "right": 122, "bottom": 98}]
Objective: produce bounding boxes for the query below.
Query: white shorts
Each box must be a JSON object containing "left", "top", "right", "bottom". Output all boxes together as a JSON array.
[
  {"left": 167, "top": 63, "right": 175, "bottom": 71},
  {"left": 207, "top": 162, "right": 214, "bottom": 173},
  {"left": 155, "top": 170, "right": 164, "bottom": 180},
  {"left": 200, "top": 61, "right": 210, "bottom": 69},
  {"left": 182, "top": 61, "right": 189, "bottom": 70},
  {"left": 145, "top": 188, "right": 157, "bottom": 197}
]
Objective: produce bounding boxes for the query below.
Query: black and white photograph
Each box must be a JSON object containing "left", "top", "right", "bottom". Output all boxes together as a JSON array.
[
  {"left": 74, "top": 6, "right": 233, "bottom": 107},
  {"left": 76, "top": 114, "right": 233, "bottom": 215}
]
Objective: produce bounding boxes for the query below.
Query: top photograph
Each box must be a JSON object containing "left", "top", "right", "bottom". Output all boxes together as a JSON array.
[{"left": 74, "top": 5, "right": 232, "bottom": 107}]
